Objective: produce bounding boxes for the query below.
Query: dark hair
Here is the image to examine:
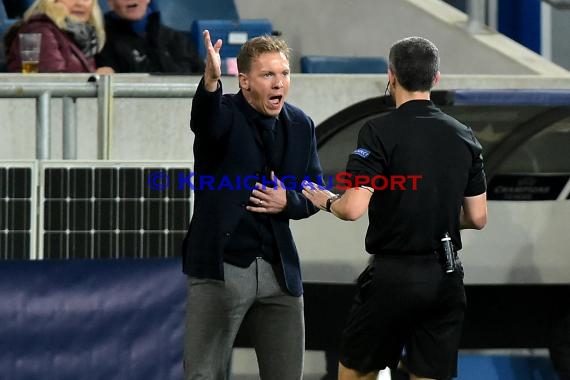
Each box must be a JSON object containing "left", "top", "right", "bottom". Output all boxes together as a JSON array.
[
  {"left": 237, "top": 35, "right": 291, "bottom": 74},
  {"left": 388, "top": 36, "right": 439, "bottom": 92}
]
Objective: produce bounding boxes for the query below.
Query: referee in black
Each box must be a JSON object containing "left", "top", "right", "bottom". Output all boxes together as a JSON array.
[{"left": 303, "top": 36, "right": 487, "bottom": 380}]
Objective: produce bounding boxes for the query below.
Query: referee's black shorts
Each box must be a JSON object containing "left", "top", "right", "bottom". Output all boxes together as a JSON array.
[{"left": 339, "top": 253, "right": 466, "bottom": 379}]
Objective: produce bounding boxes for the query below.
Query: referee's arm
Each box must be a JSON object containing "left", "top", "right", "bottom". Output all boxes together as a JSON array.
[
  {"left": 460, "top": 193, "right": 487, "bottom": 230},
  {"left": 301, "top": 184, "right": 372, "bottom": 222},
  {"left": 328, "top": 187, "right": 372, "bottom": 221}
]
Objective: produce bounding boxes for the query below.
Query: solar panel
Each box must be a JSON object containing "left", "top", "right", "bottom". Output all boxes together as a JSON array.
[
  {"left": 39, "top": 162, "right": 193, "bottom": 260},
  {"left": 0, "top": 162, "right": 37, "bottom": 260}
]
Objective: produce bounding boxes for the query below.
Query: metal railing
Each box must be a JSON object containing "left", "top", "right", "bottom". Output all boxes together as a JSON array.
[
  {"left": 0, "top": 75, "right": 197, "bottom": 160},
  {"left": 466, "top": 0, "right": 486, "bottom": 33}
]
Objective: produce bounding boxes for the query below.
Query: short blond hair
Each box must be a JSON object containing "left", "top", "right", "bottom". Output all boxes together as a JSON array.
[
  {"left": 237, "top": 35, "right": 291, "bottom": 74},
  {"left": 23, "top": 0, "right": 106, "bottom": 51}
]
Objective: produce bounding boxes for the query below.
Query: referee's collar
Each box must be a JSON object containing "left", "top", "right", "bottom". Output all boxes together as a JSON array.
[{"left": 397, "top": 99, "right": 434, "bottom": 110}]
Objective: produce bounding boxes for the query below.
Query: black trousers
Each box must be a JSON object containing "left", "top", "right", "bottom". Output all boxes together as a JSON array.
[{"left": 549, "top": 304, "right": 570, "bottom": 380}]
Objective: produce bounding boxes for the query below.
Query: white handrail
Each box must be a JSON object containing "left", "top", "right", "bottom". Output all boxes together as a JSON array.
[{"left": 0, "top": 75, "right": 198, "bottom": 159}]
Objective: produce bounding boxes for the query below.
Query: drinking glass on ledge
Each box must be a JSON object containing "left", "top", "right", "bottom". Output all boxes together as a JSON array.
[{"left": 19, "top": 33, "right": 42, "bottom": 74}]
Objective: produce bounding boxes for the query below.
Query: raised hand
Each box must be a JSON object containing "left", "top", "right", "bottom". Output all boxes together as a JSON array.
[{"left": 203, "top": 30, "right": 223, "bottom": 92}]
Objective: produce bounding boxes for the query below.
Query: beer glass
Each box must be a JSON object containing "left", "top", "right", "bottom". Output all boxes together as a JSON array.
[{"left": 19, "top": 33, "right": 42, "bottom": 74}]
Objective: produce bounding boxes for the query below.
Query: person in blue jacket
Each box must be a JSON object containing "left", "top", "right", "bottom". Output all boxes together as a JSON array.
[
  {"left": 181, "top": 30, "right": 323, "bottom": 379},
  {"left": 96, "top": 0, "right": 203, "bottom": 73}
]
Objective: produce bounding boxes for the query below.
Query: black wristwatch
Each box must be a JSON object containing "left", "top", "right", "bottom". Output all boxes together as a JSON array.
[{"left": 325, "top": 194, "right": 341, "bottom": 212}]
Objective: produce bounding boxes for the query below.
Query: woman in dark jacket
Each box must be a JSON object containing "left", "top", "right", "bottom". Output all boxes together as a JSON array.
[
  {"left": 96, "top": 0, "right": 204, "bottom": 74},
  {"left": 5, "top": 0, "right": 112, "bottom": 73}
]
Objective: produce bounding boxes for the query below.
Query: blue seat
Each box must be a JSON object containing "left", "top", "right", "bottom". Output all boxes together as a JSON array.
[
  {"left": 458, "top": 354, "right": 558, "bottom": 380},
  {"left": 154, "top": 0, "right": 239, "bottom": 32},
  {"left": 300, "top": 56, "right": 388, "bottom": 74},
  {"left": 191, "top": 19, "right": 273, "bottom": 61}
]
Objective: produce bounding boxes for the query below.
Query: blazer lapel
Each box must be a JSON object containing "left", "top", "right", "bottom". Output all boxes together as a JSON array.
[
  {"left": 277, "top": 106, "right": 309, "bottom": 176},
  {"left": 234, "top": 92, "right": 264, "bottom": 149}
]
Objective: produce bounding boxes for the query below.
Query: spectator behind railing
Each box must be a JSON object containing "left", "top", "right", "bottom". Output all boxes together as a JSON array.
[
  {"left": 4, "top": 0, "right": 113, "bottom": 73},
  {"left": 95, "top": 0, "right": 204, "bottom": 74}
]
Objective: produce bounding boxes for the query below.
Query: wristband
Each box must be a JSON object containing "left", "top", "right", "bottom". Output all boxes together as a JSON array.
[{"left": 325, "top": 194, "right": 341, "bottom": 212}]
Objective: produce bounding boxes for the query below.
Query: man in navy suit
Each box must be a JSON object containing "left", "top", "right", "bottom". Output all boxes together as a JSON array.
[{"left": 182, "top": 30, "right": 323, "bottom": 379}]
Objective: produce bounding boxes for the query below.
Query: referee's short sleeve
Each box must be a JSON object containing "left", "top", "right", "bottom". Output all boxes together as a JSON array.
[
  {"left": 346, "top": 122, "right": 388, "bottom": 177},
  {"left": 465, "top": 153, "right": 487, "bottom": 197}
]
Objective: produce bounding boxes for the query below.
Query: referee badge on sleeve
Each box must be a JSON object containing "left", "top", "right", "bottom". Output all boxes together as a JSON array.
[{"left": 352, "top": 148, "right": 371, "bottom": 158}]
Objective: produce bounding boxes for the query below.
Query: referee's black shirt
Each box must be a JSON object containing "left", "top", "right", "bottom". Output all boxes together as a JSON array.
[{"left": 346, "top": 100, "right": 486, "bottom": 254}]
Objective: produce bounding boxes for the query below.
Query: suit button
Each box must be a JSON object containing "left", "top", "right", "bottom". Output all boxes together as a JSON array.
[
  {"left": 241, "top": 203, "right": 246, "bottom": 207},
  {"left": 225, "top": 232, "right": 231, "bottom": 237}
]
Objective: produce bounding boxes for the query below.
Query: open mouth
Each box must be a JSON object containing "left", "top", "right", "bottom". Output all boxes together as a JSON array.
[
  {"left": 269, "top": 95, "right": 282, "bottom": 106},
  {"left": 126, "top": 3, "right": 138, "bottom": 9}
]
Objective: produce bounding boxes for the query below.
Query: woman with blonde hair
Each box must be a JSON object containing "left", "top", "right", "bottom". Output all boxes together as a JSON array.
[{"left": 5, "top": 0, "right": 113, "bottom": 73}]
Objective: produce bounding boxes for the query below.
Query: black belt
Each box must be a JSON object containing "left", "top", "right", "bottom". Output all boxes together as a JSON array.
[{"left": 373, "top": 249, "right": 462, "bottom": 272}]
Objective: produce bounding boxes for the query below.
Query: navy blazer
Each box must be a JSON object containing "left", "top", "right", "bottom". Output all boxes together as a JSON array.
[{"left": 182, "top": 79, "right": 323, "bottom": 296}]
